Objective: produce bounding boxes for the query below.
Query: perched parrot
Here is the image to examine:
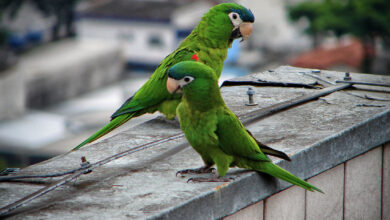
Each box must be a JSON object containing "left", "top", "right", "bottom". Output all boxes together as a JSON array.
[
  {"left": 166, "top": 61, "right": 323, "bottom": 192},
  {"left": 72, "top": 3, "right": 255, "bottom": 151}
]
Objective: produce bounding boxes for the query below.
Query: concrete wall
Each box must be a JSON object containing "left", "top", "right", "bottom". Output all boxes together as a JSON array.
[
  {"left": 224, "top": 143, "right": 389, "bottom": 220},
  {"left": 236, "top": 0, "right": 311, "bottom": 52}
]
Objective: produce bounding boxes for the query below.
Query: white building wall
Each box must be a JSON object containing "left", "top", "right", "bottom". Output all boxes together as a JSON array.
[
  {"left": 76, "top": 18, "right": 176, "bottom": 65},
  {"left": 237, "top": 0, "right": 312, "bottom": 52}
]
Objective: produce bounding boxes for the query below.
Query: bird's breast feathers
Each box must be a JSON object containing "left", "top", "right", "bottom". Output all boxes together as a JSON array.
[{"left": 178, "top": 107, "right": 219, "bottom": 149}]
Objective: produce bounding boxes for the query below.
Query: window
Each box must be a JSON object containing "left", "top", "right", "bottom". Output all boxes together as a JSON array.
[{"left": 148, "top": 35, "right": 165, "bottom": 48}]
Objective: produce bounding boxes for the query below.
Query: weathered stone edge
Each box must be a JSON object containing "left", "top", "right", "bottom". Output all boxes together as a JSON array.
[{"left": 148, "top": 108, "right": 390, "bottom": 220}]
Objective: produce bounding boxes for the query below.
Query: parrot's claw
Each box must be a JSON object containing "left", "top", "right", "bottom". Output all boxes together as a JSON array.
[
  {"left": 187, "top": 177, "right": 234, "bottom": 183},
  {"left": 176, "top": 167, "right": 215, "bottom": 177}
]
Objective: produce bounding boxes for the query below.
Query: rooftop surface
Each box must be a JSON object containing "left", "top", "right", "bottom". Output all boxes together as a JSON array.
[{"left": 1, "top": 66, "right": 389, "bottom": 219}]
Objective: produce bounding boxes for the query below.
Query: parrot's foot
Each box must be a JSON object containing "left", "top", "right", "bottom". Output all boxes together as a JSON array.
[
  {"left": 176, "top": 167, "right": 215, "bottom": 177},
  {"left": 187, "top": 176, "right": 234, "bottom": 183}
]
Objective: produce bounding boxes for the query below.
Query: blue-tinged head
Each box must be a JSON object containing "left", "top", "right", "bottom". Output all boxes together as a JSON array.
[
  {"left": 228, "top": 6, "right": 255, "bottom": 23},
  {"left": 197, "top": 3, "right": 255, "bottom": 44},
  {"left": 223, "top": 3, "right": 255, "bottom": 41},
  {"left": 166, "top": 61, "right": 216, "bottom": 94},
  {"left": 166, "top": 61, "right": 224, "bottom": 109}
]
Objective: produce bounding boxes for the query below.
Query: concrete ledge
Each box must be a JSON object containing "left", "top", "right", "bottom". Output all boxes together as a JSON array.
[
  {"left": 1, "top": 66, "right": 389, "bottom": 219},
  {"left": 152, "top": 110, "right": 390, "bottom": 220}
]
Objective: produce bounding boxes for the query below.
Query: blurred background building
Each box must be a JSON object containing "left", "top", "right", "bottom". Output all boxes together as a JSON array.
[
  {"left": 0, "top": 0, "right": 389, "bottom": 169},
  {"left": 77, "top": 0, "right": 181, "bottom": 69}
]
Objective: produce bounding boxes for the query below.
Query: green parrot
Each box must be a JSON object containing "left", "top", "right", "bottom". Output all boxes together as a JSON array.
[
  {"left": 72, "top": 3, "right": 255, "bottom": 151},
  {"left": 166, "top": 61, "right": 323, "bottom": 192}
]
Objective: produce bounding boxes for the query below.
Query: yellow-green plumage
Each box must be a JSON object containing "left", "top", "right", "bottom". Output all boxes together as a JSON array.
[
  {"left": 72, "top": 3, "right": 255, "bottom": 150},
  {"left": 170, "top": 61, "right": 322, "bottom": 192}
]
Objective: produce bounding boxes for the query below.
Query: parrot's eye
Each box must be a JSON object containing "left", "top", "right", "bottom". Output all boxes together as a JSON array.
[
  {"left": 181, "top": 76, "right": 194, "bottom": 86},
  {"left": 228, "top": 12, "right": 242, "bottom": 27},
  {"left": 184, "top": 77, "right": 191, "bottom": 82}
]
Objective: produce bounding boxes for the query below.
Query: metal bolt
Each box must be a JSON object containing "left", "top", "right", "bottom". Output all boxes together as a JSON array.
[
  {"left": 245, "top": 87, "right": 258, "bottom": 106},
  {"left": 80, "top": 156, "right": 92, "bottom": 174},
  {"left": 81, "top": 156, "right": 87, "bottom": 163},
  {"left": 344, "top": 72, "right": 352, "bottom": 81},
  {"left": 312, "top": 69, "right": 321, "bottom": 73}
]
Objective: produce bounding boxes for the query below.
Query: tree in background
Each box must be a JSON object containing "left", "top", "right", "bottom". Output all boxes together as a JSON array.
[
  {"left": 288, "top": 0, "right": 390, "bottom": 73},
  {"left": 0, "top": 4, "right": 14, "bottom": 71}
]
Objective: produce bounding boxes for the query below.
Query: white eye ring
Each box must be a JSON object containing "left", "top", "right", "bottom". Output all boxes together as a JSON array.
[
  {"left": 228, "top": 12, "right": 242, "bottom": 27},
  {"left": 180, "top": 76, "right": 194, "bottom": 86}
]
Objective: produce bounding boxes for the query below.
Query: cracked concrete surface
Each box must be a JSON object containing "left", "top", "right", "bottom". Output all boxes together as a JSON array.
[{"left": 1, "top": 66, "right": 389, "bottom": 219}]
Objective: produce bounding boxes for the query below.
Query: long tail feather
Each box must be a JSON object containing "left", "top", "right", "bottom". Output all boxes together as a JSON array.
[
  {"left": 71, "top": 113, "right": 135, "bottom": 151},
  {"left": 260, "top": 163, "right": 323, "bottom": 193},
  {"left": 236, "top": 159, "right": 323, "bottom": 192}
]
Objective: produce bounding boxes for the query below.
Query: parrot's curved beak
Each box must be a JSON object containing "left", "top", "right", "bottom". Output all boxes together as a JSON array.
[
  {"left": 167, "top": 77, "right": 181, "bottom": 94},
  {"left": 239, "top": 22, "right": 253, "bottom": 42}
]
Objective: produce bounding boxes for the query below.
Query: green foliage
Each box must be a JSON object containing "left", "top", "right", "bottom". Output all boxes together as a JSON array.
[
  {"left": 288, "top": 1, "right": 323, "bottom": 35},
  {"left": 348, "top": 0, "right": 390, "bottom": 38},
  {"left": 0, "top": 5, "right": 9, "bottom": 47},
  {"left": 288, "top": 0, "right": 390, "bottom": 72},
  {"left": 0, "top": 157, "right": 7, "bottom": 171},
  {"left": 287, "top": 0, "right": 390, "bottom": 39},
  {"left": 0, "top": 27, "right": 8, "bottom": 46}
]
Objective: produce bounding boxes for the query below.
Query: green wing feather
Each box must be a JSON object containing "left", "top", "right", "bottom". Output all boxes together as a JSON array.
[
  {"left": 245, "top": 129, "right": 291, "bottom": 161},
  {"left": 111, "top": 48, "right": 197, "bottom": 119},
  {"left": 216, "top": 107, "right": 322, "bottom": 192},
  {"left": 216, "top": 109, "right": 290, "bottom": 161},
  {"left": 216, "top": 108, "right": 271, "bottom": 162},
  {"left": 72, "top": 48, "right": 196, "bottom": 151},
  {"left": 71, "top": 2, "right": 242, "bottom": 151},
  {"left": 168, "top": 61, "right": 322, "bottom": 192}
]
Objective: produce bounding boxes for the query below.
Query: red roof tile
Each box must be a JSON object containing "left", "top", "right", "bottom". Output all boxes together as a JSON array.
[{"left": 290, "top": 39, "right": 366, "bottom": 69}]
